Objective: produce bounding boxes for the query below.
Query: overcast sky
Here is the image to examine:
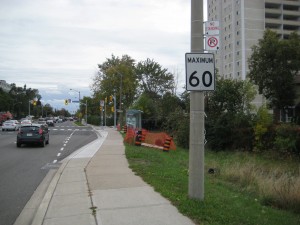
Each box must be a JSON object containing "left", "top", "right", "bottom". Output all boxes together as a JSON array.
[{"left": 0, "top": 0, "right": 207, "bottom": 112}]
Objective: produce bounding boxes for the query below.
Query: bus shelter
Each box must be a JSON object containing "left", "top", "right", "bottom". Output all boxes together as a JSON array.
[{"left": 126, "top": 109, "right": 142, "bottom": 130}]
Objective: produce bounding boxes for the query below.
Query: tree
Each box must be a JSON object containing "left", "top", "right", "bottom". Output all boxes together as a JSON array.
[
  {"left": 248, "top": 30, "right": 300, "bottom": 111},
  {"left": 206, "top": 77, "right": 256, "bottom": 120},
  {"left": 92, "top": 54, "right": 137, "bottom": 113},
  {"left": 135, "top": 58, "right": 175, "bottom": 97},
  {"left": 206, "top": 77, "right": 256, "bottom": 150}
]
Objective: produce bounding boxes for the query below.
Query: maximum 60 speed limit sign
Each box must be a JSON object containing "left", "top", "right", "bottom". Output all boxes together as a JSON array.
[{"left": 185, "top": 53, "right": 215, "bottom": 91}]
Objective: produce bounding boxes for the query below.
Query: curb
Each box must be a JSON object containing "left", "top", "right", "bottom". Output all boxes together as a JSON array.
[{"left": 30, "top": 161, "right": 68, "bottom": 225}]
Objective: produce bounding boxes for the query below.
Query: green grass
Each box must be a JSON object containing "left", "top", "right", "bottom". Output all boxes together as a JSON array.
[{"left": 125, "top": 144, "right": 300, "bottom": 225}]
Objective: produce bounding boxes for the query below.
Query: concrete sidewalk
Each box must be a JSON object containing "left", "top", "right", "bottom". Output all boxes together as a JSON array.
[{"left": 21, "top": 127, "right": 195, "bottom": 225}]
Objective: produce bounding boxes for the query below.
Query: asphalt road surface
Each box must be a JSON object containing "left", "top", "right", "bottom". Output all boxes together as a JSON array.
[{"left": 0, "top": 121, "right": 97, "bottom": 225}]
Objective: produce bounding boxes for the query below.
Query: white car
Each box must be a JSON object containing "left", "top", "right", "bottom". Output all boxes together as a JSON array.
[
  {"left": 21, "top": 119, "right": 32, "bottom": 125},
  {"left": 2, "top": 120, "right": 20, "bottom": 131}
]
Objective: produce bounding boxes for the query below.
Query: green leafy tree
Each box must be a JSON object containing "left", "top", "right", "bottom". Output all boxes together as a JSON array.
[
  {"left": 135, "top": 58, "right": 175, "bottom": 97},
  {"left": 207, "top": 77, "right": 257, "bottom": 120},
  {"left": 92, "top": 54, "right": 137, "bottom": 115},
  {"left": 206, "top": 77, "right": 256, "bottom": 150},
  {"left": 248, "top": 30, "right": 300, "bottom": 111},
  {"left": 0, "top": 89, "right": 12, "bottom": 112}
]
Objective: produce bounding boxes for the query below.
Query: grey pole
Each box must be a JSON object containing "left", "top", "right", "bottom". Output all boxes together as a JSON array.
[
  {"left": 189, "top": 0, "right": 204, "bottom": 200},
  {"left": 114, "top": 93, "right": 117, "bottom": 128},
  {"left": 85, "top": 100, "right": 87, "bottom": 125}
]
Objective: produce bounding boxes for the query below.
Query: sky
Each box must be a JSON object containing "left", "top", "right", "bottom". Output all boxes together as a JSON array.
[{"left": 0, "top": 0, "right": 207, "bottom": 112}]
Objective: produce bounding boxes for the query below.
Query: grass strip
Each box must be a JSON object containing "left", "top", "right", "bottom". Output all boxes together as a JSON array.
[{"left": 125, "top": 143, "right": 300, "bottom": 225}]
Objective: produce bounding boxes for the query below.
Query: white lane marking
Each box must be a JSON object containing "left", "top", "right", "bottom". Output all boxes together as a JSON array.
[
  {"left": 53, "top": 160, "right": 57, "bottom": 164},
  {"left": 57, "top": 153, "right": 61, "bottom": 157},
  {"left": 60, "top": 148, "right": 64, "bottom": 151}
]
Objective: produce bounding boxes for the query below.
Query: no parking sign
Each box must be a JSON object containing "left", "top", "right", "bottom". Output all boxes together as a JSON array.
[
  {"left": 206, "top": 36, "right": 219, "bottom": 51},
  {"left": 205, "top": 21, "right": 220, "bottom": 51}
]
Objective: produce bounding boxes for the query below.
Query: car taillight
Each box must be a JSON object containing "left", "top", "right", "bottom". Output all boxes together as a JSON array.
[{"left": 39, "top": 128, "right": 43, "bottom": 134}]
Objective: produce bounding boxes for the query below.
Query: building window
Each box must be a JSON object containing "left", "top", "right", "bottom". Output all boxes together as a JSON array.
[
  {"left": 237, "top": 31, "right": 239, "bottom": 35},
  {"left": 237, "top": 41, "right": 240, "bottom": 45}
]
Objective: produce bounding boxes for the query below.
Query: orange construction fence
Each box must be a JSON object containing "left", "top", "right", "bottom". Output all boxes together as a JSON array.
[{"left": 123, "top": 128, "right": 176, "bottom": 150}]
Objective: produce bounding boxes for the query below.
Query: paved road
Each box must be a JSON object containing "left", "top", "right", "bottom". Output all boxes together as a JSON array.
[{"left": 0, "top": 121, "right": 97, "bottom": 225}]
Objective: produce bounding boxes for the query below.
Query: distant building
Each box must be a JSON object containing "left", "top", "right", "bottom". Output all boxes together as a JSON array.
[
  {"left": 0, "top": 80, "right": 11, "bottom": 93},
  {"left": 207, "top": 0, "right": 300, "bottom": 80},
  {"left": 207, "top": 0, "right": 300, "bottom": 120}
]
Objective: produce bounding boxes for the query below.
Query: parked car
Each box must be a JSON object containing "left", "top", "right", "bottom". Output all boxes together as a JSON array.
[
  {"left": 2, "top": 120, "right": 20, "bottom": 131},
  {"left": 17, "top": 124, "right": 49, "bottom": 147},
  {"left": 46, "top": 119, "right": 54, "bottom": 127}
]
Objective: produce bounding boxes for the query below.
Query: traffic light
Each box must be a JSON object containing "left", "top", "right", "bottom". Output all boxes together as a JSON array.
[
  {"left": 109, "top": 95, "right": 113, "bottom": 102},
  {"left": 100, "top": 106, "right": 102, "bottom": 112},
  {"left": 33, "top": 101, "right": 37, "bottom": 106},
  {"left": 64, "top": 99, "right": 68, "bottom": 105},
  {"left": 111, "top": 106, "right": 114, "bottom": 112}
]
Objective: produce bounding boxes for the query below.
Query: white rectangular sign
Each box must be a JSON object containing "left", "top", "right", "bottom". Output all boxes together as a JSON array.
[
  {"left": 206, "top": 35, "right": 220, "bottom": 51},
  {"left": 205, "top": 21, "right": 220, "bottom": 35},
  {"left": 185, "top": 53, "right": 215, "bottom": 91}
]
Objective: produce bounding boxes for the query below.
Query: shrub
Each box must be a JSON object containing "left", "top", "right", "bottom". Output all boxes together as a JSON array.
[
  {"left": 253, "top": 105, "right": 273, "bottom": 152},
  {"left": 161, "top": 107, "right": 189, "bottom": 149},
  {"left": 206, "top": 113, "right": 254, "bottom": 151},
  {"left": 273, "top": 123, "right": 299, "bottom": 156}
]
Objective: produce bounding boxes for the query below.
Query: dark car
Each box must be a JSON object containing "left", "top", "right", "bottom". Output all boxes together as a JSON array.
[{"left": 17, "top": 124, "right": 49, "bottom": 147}]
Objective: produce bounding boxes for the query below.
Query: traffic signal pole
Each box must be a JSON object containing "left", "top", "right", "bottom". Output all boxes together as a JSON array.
[
  {"left": 114, "top": 93, "right": 117, "bottom": 128},
  {"left": 189, "top": 0, "right": 204, "bottom": 200}
]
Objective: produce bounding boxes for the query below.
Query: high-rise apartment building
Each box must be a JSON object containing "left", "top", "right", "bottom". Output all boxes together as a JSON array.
[{"left": 207, "top": 0, "right": 300, "bottom": 80}]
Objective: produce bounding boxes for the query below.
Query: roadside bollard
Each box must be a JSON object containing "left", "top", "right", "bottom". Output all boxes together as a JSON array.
[
  {"left": 123, "top": 124, "right": 127, "bottom": 133},
  {"left": 141, "top": 130, "right": 146, "bottom": 143},
  {"left": 135, "top": 130, "right": 142, "bottom": 146},
  {"left": 163, "top": 136, "right": 172, "bottom": 152}
]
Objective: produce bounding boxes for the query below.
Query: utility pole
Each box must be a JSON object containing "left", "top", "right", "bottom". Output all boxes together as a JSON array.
[{"left": 189, "top": 0, "right": 204, "bottom": 200}]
